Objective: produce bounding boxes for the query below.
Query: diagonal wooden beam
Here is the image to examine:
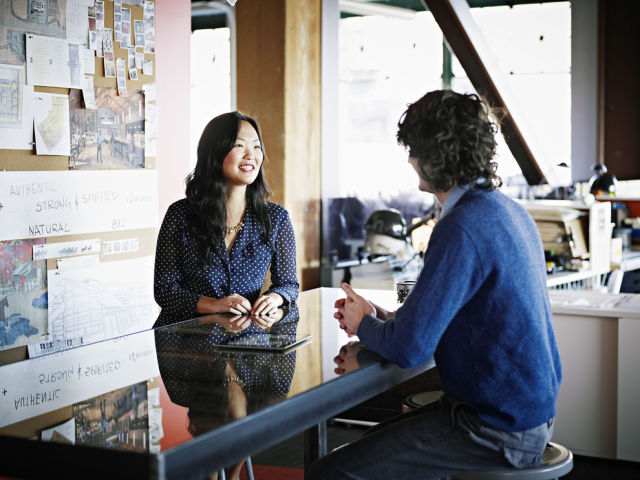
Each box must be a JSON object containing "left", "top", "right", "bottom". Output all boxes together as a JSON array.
[{"left": 422, "top": 0, "right": 559, "bottom": 186}]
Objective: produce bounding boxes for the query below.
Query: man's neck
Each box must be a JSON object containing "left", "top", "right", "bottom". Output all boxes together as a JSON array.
[{"left": 435, "top": 187, "right": 455, "bottom": 206}]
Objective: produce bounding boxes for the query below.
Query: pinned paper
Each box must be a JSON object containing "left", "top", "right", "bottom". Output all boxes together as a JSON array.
[
  {"left": 26, "top": 34, "right": 72, "bottom": 88},
  {"left": 81, "top": 74, "right": 97, "bottom": 109},
  {"left": 33, "top": 238, "right": 101, "bottom": 261},
  {"left": 41, "top": 418, "right": 76, "bottom": 444},
  {"left": 142, "top": 60, "right": 153, "bottom": 76},
  {"left": 0, "top": 64, "right": 34, "bottom": 150},
  {"left": 33, "top": 92, "right": 71, "bottom": 156},
  {"left": 116, "top": 57, "right": 127, "bottom": 97}
]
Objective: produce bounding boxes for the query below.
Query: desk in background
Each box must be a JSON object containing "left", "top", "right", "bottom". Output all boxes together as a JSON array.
[{"left": 549, "top": 290, "right": 640, "bottom": 462}]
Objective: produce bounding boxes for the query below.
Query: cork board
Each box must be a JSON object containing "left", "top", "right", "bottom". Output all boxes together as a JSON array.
[{"left": 0, "top": 0, "right": 158, "bottom": 364}]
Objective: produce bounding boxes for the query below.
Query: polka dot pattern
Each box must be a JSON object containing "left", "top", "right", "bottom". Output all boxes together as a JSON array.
[
  {"left": 154, "top": 199, "right": 299, "bottom": 326},
  {"left": 154, "top": 307, "right": 300, "bottom": 424}
]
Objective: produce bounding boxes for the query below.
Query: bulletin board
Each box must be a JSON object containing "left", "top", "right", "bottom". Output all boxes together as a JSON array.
[
  {"left": 0, "top": 1, "right": 164, "bottom": 449},
  {"left": 0, "top": 0, "right": 160, "bottom": 364}
]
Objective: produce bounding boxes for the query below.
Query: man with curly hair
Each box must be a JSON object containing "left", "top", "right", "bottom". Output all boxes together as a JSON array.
[{"left": 309, "top": 90, "right": 562, "bottom": 479}]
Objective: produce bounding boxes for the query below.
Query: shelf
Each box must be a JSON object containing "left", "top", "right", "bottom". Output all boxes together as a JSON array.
[
  {"left": 617, "top": 250, "right": 640, "bottom": 272},
  {"left": 546, "top": 268, "right": 609, "bottom": 289}
]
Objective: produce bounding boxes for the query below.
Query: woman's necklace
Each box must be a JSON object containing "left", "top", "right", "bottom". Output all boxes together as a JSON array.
[
  {"left": 224, "top": 220, "right": 244, "bottom": 236},
  {"left": 224, "top": 375, "right": 246, "bottom": 388}
]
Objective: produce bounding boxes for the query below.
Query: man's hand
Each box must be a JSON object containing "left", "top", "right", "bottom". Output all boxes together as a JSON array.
[
  {"left": 334, "top": 283, "right": 376, "bottom": 335},
  {"left": 334, "top": 341, "right": 364, "bottom": 374}
]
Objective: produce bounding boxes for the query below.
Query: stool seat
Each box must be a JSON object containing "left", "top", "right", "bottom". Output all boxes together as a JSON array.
[
  {"left": 452, "top": 442, "right": 573, "bottom": 480},
  {"left": 402, "top": 390, "right": 444, "bottom": 413}
]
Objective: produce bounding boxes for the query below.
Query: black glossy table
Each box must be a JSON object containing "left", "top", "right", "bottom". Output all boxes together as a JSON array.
[{"left": 0, "top": 288, "right": 433, "bottom": 479}]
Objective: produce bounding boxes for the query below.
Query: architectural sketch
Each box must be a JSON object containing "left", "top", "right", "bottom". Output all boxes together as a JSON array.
[
  {"left": 0, "top": 63, "right": 23, "bottom": 128},
  {"left": 0, "top": 0, "right": 67, "bottom": 65},
  {"left": 33, "top": 92, "right": 70, "bottom": 155},
  {"left": 36, "top": 94, "right": 68, "bottom": 150},
  {"left": 47, "top": 256, "right": 157, "bottom": 346}
]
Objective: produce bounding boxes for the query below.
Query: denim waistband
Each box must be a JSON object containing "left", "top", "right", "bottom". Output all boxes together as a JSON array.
[{"left": 440, "top": 394, "right": 554, "bottom": 468}]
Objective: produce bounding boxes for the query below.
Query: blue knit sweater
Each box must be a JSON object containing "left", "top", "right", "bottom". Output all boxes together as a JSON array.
[{"left": 358, "top": 189, "right": 562, "bottom": 432}]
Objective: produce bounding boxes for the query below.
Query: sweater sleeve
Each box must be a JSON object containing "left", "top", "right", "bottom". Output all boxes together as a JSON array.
[
  {"left": 357, "top": 220, "right": 486, "bottom": 368},
  {"left": 153, "top": 203, "right": 201, "bottom": 316}
]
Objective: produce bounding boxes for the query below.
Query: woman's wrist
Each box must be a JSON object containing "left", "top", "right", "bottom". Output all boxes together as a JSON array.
[
  {"left": 265, "top": 292, "right": 284, "bottom": 307},
  {"left": 269, "top": 292, "right": 285, "bottom": 306},
  {"left": 196, "top": 295, "right": 220, "bottom": 314}
]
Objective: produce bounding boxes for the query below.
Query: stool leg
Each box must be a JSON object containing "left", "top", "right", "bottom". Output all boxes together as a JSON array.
[
  {"left": 218, "top": 469, "right": 226, "bottom": 480},
  {"left": 246, "top": 456, "right": 255, "bottom": 480}
]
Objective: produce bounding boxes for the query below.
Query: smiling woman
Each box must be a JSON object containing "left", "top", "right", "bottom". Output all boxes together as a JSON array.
[{"left": 153, "top": 111, "right": 300, "bottom": 327}]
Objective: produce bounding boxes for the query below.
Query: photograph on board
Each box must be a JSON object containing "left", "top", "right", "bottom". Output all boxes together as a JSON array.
[
  {"left": 0, "top": 239, "right": 48, "bottom": 352},
  {"left": 69, "top": 87, "right": 145, "bottom": 169}
]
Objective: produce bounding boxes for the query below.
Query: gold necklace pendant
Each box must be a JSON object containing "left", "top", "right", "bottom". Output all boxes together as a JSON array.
[
  {"left": 224, "top": 375, "right": 246, "bottom": 388},
  {"left": 224, "top": 221, "right": 244, "bottom": 235}
]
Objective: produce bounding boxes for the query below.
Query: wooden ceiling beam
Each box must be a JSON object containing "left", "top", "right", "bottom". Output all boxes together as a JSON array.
[{"left": 423, "top": 0, "right": 559, "bottom": 185}]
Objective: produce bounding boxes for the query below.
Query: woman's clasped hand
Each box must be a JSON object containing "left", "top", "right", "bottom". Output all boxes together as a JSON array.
[
  {"left": 197, "top": 291, "right": 283, "bottom": 316},
  {"left": 198, "top": 305, "right": 285, "bottom": 333}
]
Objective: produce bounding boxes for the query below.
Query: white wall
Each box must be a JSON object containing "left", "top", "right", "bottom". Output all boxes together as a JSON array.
[{"left": 155, "top": 0, "right": 192, "bottom": 219}]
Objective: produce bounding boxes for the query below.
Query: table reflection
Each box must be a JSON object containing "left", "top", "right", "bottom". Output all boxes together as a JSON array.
[
  {"left": 332, "top": 340, "right": 385, "bottom": 376},
  {"left": 154, "top": 306, "right": 300, "bottom": 438},
  {"left": 75, "top": 380, "right": 149, "bottom": 451},
  {"left": 0, "top": 288, "right": 436, "bottom": 480}
]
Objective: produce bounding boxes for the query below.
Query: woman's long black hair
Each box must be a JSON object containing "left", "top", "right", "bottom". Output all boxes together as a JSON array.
[
  {"left": 185, "top": 111, "right": 272, "bottom": 264},
  {"left": 397, "top": 90, "right": 502, "bottom": 192}
]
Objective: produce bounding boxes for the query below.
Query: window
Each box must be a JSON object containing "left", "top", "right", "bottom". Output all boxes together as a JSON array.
[
  {"left": 327, "top": 2, "right": 571, "bottom": 260},
  {"left": 190, "top": 28, "right": 232, "bottom": 171},
  {"left": 466, "top": 2, "right": 572, "bottom": 189},
  {"left": 336, "top": 2, "right": 571, "bottom": 200}
]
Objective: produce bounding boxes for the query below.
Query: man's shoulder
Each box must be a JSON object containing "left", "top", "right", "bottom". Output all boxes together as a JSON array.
[
  {"left": 456, "top": 189, "right": 521, "bottom": 216},
  {"left": 449, "top": 189, "right": 538, "bottom": 245},
  {"left": 440, "top": 189, "right": 522, "bottom": 235}
]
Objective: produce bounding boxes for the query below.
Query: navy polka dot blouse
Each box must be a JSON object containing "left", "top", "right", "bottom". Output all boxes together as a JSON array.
[
  {"left": 154, "top": 199, "right": 299, "bottom": 326},
  {"left": 155, "top": 307, "right": 300, "bottom": 414}
]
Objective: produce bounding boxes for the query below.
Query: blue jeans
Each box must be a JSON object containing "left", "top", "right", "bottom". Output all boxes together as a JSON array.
[{"left": 308, "top": 395, "right": 554, "bottom": 480}]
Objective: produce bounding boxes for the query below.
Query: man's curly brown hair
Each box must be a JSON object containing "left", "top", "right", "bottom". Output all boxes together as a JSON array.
[{"left": 397, "top": 90, "right": 502, "bottom": 192}]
